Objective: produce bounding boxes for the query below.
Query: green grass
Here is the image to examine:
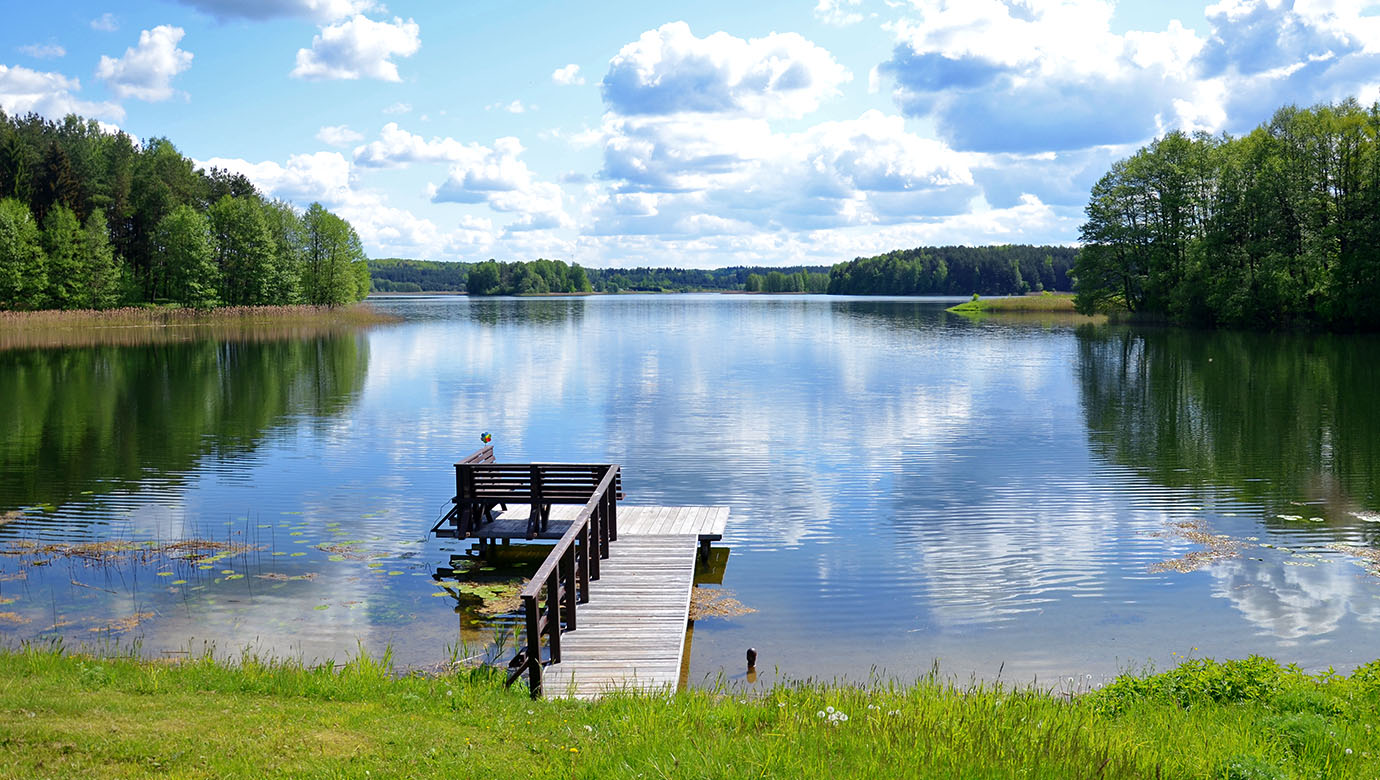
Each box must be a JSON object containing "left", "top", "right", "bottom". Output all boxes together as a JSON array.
[
  {"left": 2, "top": 647, "right": 1378, "bottom": 778},
  {"left": 947, "top": 292, "right": 1082, "bottom": 314}
]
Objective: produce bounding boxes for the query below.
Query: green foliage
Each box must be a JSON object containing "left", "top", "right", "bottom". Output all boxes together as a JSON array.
[
  {"left": 39, "top": 204, "right": 81, "bottom": 309},
  {"left": 0, "top": 108, "right": 368, "bottom": 311},
  {"left": 154, "top": 204, "right": 218, "bottom": 307},
  {"left": 0, "top": 197, "right": 47, "bottom": 309},
  {"left": 828, "top": 245, "right": 1076, "bottom": 295},
  {"left": 1219, "top": 754, "right": 1287, "bottom": 780},
  {"left": 464, "top": 258, "right": 593, "bottom": 295},
  {"left": 1088, "top": 656, "right": 1290, "bottom": 715},
  {"left": 368, "top": 258, "right": 468, "bottom": 291},
  {"left": 260, "top": 199, "right": 305, "bottom": 305},
  {"left": 301, "top": 203, "right": 368, "bottom": 306},
  {"left": 1076, "top": 98, "right": 1380, "bottom": 329},
  {"left": 77, "top": 210, "right": 121, "bottom": 309},
  {"left": 208, "top": 195, "right": 276, "bottom": 306}
]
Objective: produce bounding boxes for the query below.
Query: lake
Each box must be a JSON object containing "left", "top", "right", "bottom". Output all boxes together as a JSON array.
[{"left": 3, "top": 294, "right": 1380, "bottom": 687}]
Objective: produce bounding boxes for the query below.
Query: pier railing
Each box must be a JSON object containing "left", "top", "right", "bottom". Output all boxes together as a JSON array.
[{"left": 507, "top": 464, "right": 619, "bottom": 698}]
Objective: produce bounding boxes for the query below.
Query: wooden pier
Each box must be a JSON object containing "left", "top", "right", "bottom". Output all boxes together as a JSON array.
[
  {"left": 464, "top": 504, "right": 728, "bottom": 561},
  {"left": 432, "top": 448, "right": 729, "bottom": 699}
]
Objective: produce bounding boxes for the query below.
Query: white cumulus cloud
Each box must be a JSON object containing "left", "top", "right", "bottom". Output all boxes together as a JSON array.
[
  {"left": 815, "top": 0, "right": 864, "bottom": 26},
  {"left": 552, "top": 63, "right": 584, "bottom": 85},
  {"left": 602, "top": 21, "right": 851, "bottom": 119},
  {"left": 292, "top": 15, "right": 421, "bottom": 81},
  {"left": 200, "top": 151, "right": 354, "bottom": 205},
  {"left": 353, "top": 122, "right": 489, "bottom": 168},
  {"left": 96, "top": 25, "right": 193, "bottom": 102},
  {"left": 877, "top": 0, "right": 1380, "bottom": 153},
  {"left": 90, "top": 13, "right": 119, "bottom": 32},
  {"left": 316, "top": 124, "right": 363, "bottom": 147},
  {"left": 593, "top": 110, "right": 978, "bottom": 236},
  {"left": 0, "top": 64, "right": 124, "bottom": 121},
  {"left": 197, "top": 150, "right": 493, "bottom": 257},
  {"left": 431, "top": 136, "right": 574, "bottom": 233}
]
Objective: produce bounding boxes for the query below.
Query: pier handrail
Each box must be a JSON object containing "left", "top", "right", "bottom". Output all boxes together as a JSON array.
[
  {"left": 507, "top": 464, "right": 619, "bottom": 698},
  {"left": 447, "top": 460, "right": 624, "bottom": 539}
]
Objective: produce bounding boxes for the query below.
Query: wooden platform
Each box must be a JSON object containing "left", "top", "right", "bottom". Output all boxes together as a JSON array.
[
  {"left": 471, "top": 504, "right": 729, "bottom": 542},
  {"left": 539, "top": 534, "right": 698, "bottom": 699}
]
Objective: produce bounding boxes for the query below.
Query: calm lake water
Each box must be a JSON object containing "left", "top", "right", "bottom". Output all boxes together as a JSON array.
[{"left": 3, "top": 295, "right": 1380, "bottom": 686}]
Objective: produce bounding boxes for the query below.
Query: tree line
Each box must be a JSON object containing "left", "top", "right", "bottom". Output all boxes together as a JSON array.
[
  {"left": 465, "top": 258, "right": 593, "bottom": 295},
  {"left": 745, "top": 270, "right": 830, "bottom": 293},
  {"left": 0, "top": 110, "right": 369, "bottom": 310},
  {"left": 826, "top": 245, "right": 1077, "bottom": 295},
  {"left": 367, "top": 260, "right": 839, "bottom": 294},
  {"left": 591, "top": 266, "right": 830, "bottom": 293},
  {"left": 1074, "top": 98, "right": 1380, "bottom": 330}
]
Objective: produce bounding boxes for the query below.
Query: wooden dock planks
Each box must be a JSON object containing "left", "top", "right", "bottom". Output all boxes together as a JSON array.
[
  {"left": 540, "top": 534, "right": 698, "bottom": 699},
  {"left": 451, "top": 502, "right": 730, "bottom": 699},
  {"left": 475, "top": 505, "right": 728, "bottom": 542}
]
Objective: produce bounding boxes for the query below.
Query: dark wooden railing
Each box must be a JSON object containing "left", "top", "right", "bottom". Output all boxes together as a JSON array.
[
  {"left": 431, "top": 446, "right": 497, "bottom": 537},
  {"left": 436, "top": 451, "right": 624, "bottom": 540},
  {"left": 506, "top": 464, "right": 620, "bottom": 698}
]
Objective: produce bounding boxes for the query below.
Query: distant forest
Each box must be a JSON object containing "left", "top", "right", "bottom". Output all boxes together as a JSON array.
[
  {"left": 827, "top": 245, "right": 1076, "bottom": 295},
  {"left": 1075, "top": 98, "right": 1380, "bottom": 329},
  {"left": 0, "top": 110, "right": 369, "bottom": 310},
  {"left": 369, "top": 249, "right": 1074, "bottom": 297},
  {"left": 369, "top": 258, "right": 835, "bottom": 294}
]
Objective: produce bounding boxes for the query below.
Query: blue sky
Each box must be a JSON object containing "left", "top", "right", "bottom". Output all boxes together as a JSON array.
[{"left": 4, "top": 1, "right": 1380, "bottom": 267}]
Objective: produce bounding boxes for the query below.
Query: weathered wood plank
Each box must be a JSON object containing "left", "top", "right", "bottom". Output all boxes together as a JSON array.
[
  {"left": 539, "top": 531, "right": 696, "bottom": 700},
  {"left": 478, "top": 504, "right": 729, "bottom": 541}
]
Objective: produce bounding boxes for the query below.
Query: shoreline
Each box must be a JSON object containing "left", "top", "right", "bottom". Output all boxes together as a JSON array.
[
  {"left": 946, "top": 292, "right": 1084, "bottom": 314},
  {"left": 0, "top": 304, "right": 398, "bottom": 351},
  {"left": 1, "top": 647, "right": 1375, "bottom": 777}
]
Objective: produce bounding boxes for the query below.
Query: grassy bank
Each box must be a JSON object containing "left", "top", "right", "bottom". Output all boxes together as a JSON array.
[
  {"left": 0, "top": 304, "right": 397, "bottom": 350},
  {"left": 2, "top": 648, "right": 1378, "bottom": 778},
  {"left": 947, "top": 292, "right": 1082, "bottom": 314}
]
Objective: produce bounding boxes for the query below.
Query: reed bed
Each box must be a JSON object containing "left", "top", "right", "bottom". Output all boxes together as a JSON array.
[
  {"left": 0, "top": 304, "right": 397, "bottom": 350},
  {"left": 1, "top": 645, "right": 1377, "bottom": 778}
]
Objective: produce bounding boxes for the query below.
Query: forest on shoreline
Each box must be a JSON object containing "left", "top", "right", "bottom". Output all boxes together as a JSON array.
[
  {"left": 368, "top": 258, "right": 838, "bottom": 295},
  {"left": 0, "top": 111, "right": 369, "bottom": 311},
  {"left": 368, "top": 246, "right": 1075, "bottom": 297},
  {"left": 1075, "top": 98, "right": 1380, "bottom": 330}
]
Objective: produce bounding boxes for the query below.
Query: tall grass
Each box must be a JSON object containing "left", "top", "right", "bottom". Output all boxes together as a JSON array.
[
  {"left": 948, "top": 292, "right": 1084, "bottom": 314},
  {"left": 0, "top": 304, "right": 397, "bottom": 350},
  {"left": 3, "top": 646, "right": 1378, "bottom": 778}
]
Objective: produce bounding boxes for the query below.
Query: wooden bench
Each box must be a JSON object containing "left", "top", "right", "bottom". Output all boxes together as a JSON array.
[{"left": 438, "top": 448, "right": 624, "bottom": 540}]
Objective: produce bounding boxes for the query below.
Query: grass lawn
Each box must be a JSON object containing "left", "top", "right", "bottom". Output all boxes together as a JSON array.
[{"left": 3, "top": 648, "right": 1380, "bottom": 778}]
